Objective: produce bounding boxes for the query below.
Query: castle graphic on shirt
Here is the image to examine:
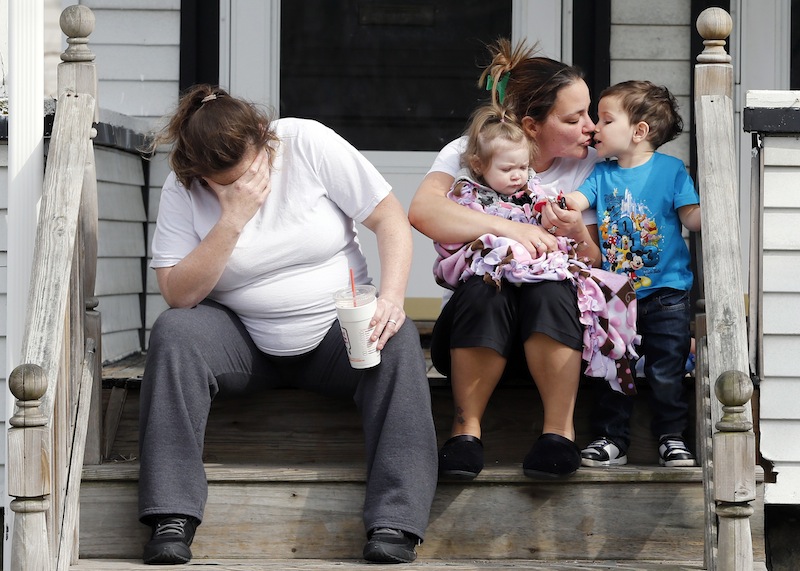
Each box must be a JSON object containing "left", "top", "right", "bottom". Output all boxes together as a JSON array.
[{"left": 598, "top": 187, "right": 661, "bottom": 289}]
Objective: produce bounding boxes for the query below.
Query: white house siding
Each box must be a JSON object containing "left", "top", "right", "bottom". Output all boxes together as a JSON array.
[
  {"left": 0, "top": 144, "right": 7, "bottom": 494},
  {"left": 78, "top": 0, "right": 181, "bottom": 124},
  {"left": 609, "top": 0, "right": 692, "bottom": 165},
  {"left": 758, "top": 134, "right": 800, "bottom": 504},
  {"left": 95, "top": 145, "right": 147, "bottom": 362}
]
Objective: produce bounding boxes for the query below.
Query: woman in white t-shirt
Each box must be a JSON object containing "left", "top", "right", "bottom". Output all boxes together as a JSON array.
[
  {"left": 409, "top": 39, "right": 602, "bottom": 481},
  {"left": 139, "top": 85, "right": 436, "bottom": 565}
]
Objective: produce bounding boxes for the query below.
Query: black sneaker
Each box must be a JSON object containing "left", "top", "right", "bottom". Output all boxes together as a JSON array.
[
  {"left": 363, "top": 528, "right": 418, "bottom": 563},
  {"left": 658, "top": 435, "right": 696, "bottom": 467},
  {"left": 143, "top": 515, "right": 198, "bottom": 565}
]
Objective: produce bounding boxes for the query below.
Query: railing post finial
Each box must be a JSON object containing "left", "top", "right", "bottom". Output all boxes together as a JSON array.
[
  {"left": 9, "top": 363, "right": 48, "bottom": 428},
  {"left": 696, "top": 7, "right": 732, "bottom": 64},
  {"left": 60, "top": 4, "right": 95, "bottom": 63},
  {"left": 715, "top": 369, "right": 754, "bottom": 432}
]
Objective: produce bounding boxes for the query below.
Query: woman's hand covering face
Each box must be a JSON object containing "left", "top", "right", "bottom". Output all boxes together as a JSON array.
[{"left": 205, "top": 147, "right": 272, "bottom": 232}]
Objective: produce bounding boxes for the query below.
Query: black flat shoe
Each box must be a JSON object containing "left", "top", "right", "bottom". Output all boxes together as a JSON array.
[
  {"left": 522, "top": 433, "right": 581, "bottom": 479},
  {"left": 438, "top": 434, "right": 484, "bottom": 480}
]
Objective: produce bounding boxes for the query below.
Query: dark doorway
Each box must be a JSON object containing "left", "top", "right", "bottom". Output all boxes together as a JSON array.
[{"left": 279, "top": 1, "right": 512, "bottom": 151}]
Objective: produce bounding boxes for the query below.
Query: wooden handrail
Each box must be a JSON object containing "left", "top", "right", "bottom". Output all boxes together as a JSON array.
[
  {"left": 6, "top": 5, "right": 99, "bottom": 570},
  {"left": 19, "top": 92, "right": 94, "bottom": 419},
  {"left": 694, "top": 8, "right": 756, "bottom": 571},
  {"left": 7, "top": 89, "right": 94, "bottom": 571}
]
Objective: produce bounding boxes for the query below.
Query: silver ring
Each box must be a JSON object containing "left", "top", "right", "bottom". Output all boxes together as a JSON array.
[
  {"left": 548, "top": 225, "right": 558, "bottom": 234},
  {"left": 536, "top": 241, "right": 544, "bottom": 248},
  {"left": 387, "top": 319, "right": 397, "bottom": 326}
]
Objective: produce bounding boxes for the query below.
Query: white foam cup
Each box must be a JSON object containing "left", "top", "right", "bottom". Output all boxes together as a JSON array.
[{"left": 333, "top": 284, "right": 380, "bottom": 369}]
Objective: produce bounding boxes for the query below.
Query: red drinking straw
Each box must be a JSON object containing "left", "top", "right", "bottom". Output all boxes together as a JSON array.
[{"left": 349, "top": 268, "right": 357, "bottom": 306}]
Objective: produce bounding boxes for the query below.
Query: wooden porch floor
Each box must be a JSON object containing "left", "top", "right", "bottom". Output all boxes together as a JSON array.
[{"left": 71, "top": 558, "right": 765, "bottom": 570}]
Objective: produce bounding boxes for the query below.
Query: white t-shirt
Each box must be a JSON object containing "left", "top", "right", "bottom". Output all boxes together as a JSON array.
[
  {"left": 151, "top": 118, "right": 391, "bottom": 356},
  {"left": 428, "top": 136, "right": 600, "bottom": 225}
]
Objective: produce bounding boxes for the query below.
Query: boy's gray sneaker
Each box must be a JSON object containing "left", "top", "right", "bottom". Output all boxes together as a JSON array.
[
  {"left": 581, "top": 436, "right": 628, "bottom": 467},
  {"left": 658, "top": 435, "right": 696, "bottom": 467}
]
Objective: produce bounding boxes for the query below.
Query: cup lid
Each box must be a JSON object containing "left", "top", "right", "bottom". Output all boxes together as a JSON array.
[{"left": 333, "top": 284, "right": 376, "bottom": 306}]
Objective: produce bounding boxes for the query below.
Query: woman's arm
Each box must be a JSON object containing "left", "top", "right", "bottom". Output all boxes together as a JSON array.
[
  {"left": 361, "top": 192, "right": 413, "bottom": 348},
  {"left": 157, "top": 149, "right": 272, "bottom": 307},
  {"left": 409, "top": 171, "right": 557, "bottom": 253}
]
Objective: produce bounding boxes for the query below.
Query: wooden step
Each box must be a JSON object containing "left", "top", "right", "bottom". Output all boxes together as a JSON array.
[
  {"left": 78, "top": 461, "right": 765, "bottom": 562},
  {"left": 70, "top": 557, "right": 768, "bottom": 570},
  {"left": 101, "top": 382, "right": 685, "bottom": 466}
]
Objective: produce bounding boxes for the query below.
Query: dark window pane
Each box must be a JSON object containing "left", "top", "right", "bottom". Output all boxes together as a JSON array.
[
  {"left": 180, "top": 0, "right": 220, "bottom": 92},
  {"left": 793, "top": 0, "right": 800, "bottom": 89},
  {"left": 572, "top": 0, "right": 609, "bottom": 121},
  {"left": 280, "top": 0, "right": 512, "bottom": 151}
]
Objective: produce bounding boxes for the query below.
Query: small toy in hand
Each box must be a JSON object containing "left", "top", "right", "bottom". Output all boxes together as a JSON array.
[{"left": 534, "top": 191, "right": 568, "bottom": 214}]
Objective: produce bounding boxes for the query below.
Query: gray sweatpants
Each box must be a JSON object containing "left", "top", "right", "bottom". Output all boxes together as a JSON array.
[{"left": 137, "top": 300, "right": 438, "bottom": 541}]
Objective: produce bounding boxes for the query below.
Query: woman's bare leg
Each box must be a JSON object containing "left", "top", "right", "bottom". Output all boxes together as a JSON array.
[
  {"left": 449, "top": 347, "right": 506, "bottom": 438},
  {"left": 523, "top": 333, "right": 581, "bottom": 441}
]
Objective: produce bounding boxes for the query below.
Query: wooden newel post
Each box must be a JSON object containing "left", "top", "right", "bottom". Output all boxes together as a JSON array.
[
  {"left": 59, "top": 4, "right": 102, "bottom": 464},
  {"left": 8, "top": 364, "right": 53, "bottom": 571},
  {"left": 694, "top": 7, "right": 756, "bottom": 571},
  {"left": 713, "top": 370, "right": 756, "bottom": 571}
]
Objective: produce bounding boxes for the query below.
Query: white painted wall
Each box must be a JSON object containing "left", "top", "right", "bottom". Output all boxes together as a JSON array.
[
  {"left": 76, "top": 0, "right": 180, "bottom": 124},
  {"left": 732, "top": 1, "right": 795, "bottom": 506},
  {"left": 609, "top": 0, "right": 692, "bottom": 165},
  {"left": 744, "top": 91, "right": 800, "bottom": 503},
  {"left": 95, "top": 145, "right": 147, "bottom": 362},
  {"left": 731, "top": 0, "right": 792, "bottom": 281},
  {"left": 0, "top": 0, "right": 6, "bottom": 100},
  {"left": 0, "top": 147, "right": 7, "bottom": 509}
]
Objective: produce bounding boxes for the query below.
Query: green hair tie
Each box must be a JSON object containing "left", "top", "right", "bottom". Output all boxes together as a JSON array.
[{"left": 486, "top": 72, "right": 510, "bottom": 104}]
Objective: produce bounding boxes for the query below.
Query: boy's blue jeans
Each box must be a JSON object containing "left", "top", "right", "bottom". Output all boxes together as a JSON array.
[{"left": 588, "top": 288, "right": 693, "bottom": 452}]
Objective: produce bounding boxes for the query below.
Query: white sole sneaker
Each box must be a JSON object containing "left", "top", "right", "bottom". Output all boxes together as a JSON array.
[
  {"left": 658, "top": 436, "right": 696, "bottom": 467},
  {"left": 582, "top": 455, "right": 628, "bottom": 467},
  {"left": 580, "top": 437, "right": 628, "bottom": 467}
]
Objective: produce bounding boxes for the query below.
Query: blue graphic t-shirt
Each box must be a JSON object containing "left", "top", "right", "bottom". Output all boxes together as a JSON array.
[{"left": 577, "top": 152, "right": 699, "bottom": 296}]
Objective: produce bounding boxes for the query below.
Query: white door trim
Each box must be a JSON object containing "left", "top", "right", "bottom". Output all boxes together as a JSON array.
[{"left": 220, "top": 0, "right": 281, "bottom": 108}]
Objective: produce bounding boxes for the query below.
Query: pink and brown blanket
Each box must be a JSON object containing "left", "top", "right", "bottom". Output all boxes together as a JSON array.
[{"left": 433, "top": 174, "right": 640, "bottom": 395}]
